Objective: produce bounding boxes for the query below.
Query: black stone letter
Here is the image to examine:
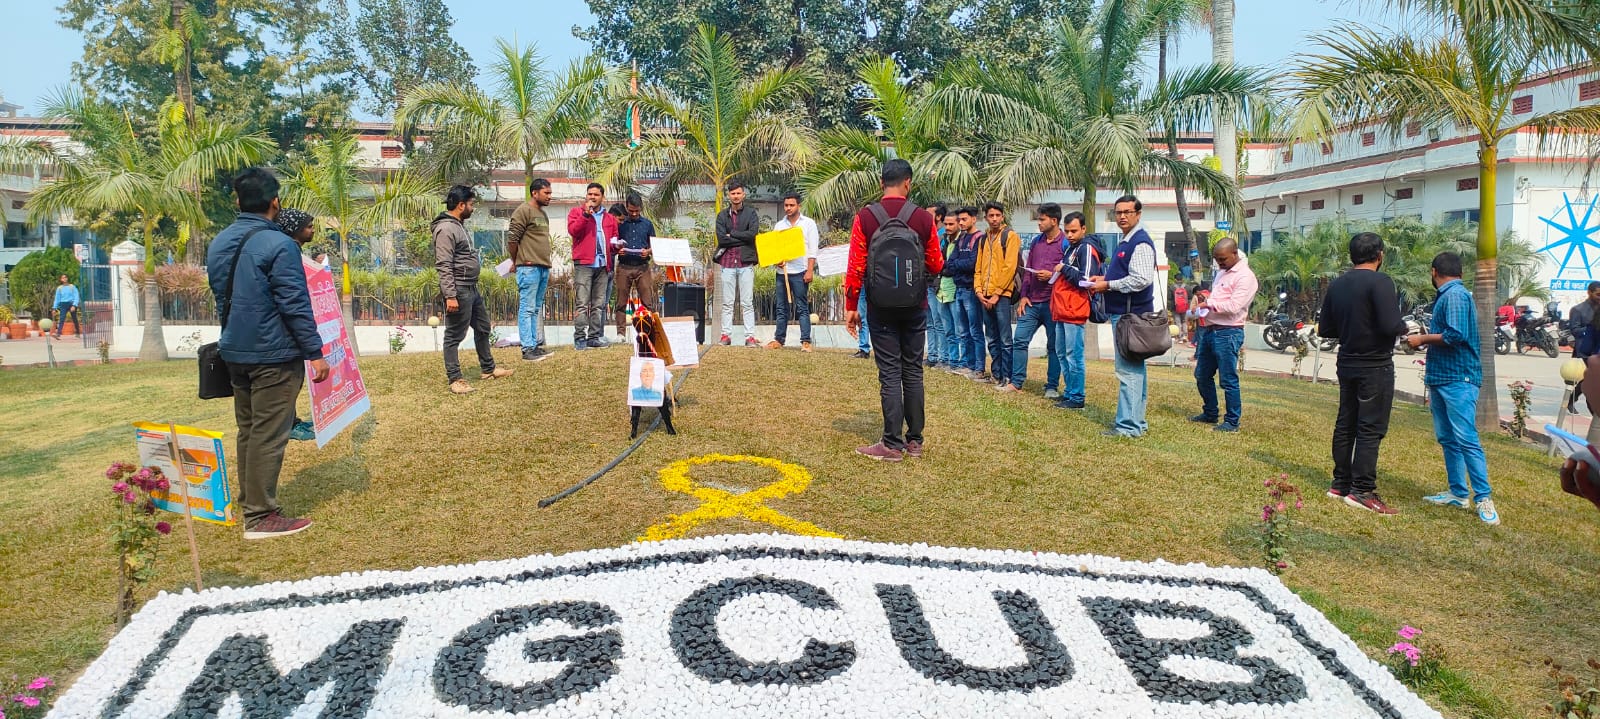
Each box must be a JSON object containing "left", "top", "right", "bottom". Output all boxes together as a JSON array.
[
  {"left": 1081, "top": 596, "right": 1308, "bottom": 704},
  {"left": 875, "top": 584, "right": 1074, "bottom": 691},
  {"left": 669, "top": 576, "right": 856, "bottom": 685},
  {"left": 166, "top": 618, "right": 404, "bottom": 719},
  {"left": 433, "top": 601, "right": 623, "bottom": 713}
]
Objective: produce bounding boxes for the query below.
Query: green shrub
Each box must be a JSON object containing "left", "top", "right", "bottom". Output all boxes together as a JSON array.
[{"left": 8, "top": 247, "right": 80, "bottom": 316}]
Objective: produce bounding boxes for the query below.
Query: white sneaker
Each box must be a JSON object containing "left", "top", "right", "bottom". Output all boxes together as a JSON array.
[
  {"left": 1044, "top": 389, "right": 1062, "bottom": 400},
  {"left": 1476, "top": 499, "right": 1501, "bottom": 526},
  {"left": 1422, "top": 492, "right": 1470, "bottom": 509}
]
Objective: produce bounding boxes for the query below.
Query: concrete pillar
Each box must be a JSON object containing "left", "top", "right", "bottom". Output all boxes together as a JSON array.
[{"left": 109, "top": 240, "right": 144, "bottom": 327}]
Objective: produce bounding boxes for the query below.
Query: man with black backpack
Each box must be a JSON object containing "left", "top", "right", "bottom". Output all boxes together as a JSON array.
[
  {"left": 205, "top": 168, "right": 329, "bottom": 539},
  {"left": 845, "top": 159, "right": 944, "bottom": 462}
]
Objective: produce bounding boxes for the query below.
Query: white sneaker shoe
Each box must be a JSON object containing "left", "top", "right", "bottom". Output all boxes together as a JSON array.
[
  {"left": 1422, "top": 492, "right": 1470, "bottom": 509},
  {"left": 1476, "top": 498, "right": 1500, "bottom": 526}
]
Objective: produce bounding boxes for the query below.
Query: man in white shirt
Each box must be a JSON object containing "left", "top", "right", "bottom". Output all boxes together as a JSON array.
[
  {"left": 1089, "top": 194, "right": 1164, "bottom": 438},
  {"left": 768, "top": 192, "right": 820, "bottom": 352}
]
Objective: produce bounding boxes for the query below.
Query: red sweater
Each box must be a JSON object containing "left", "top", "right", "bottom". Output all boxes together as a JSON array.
[
  {"left": 567, "top": 206, "right": 621, "bottom": 270},
  {"left": 845, "top": 196, "right": 944, "bottom": 307}
]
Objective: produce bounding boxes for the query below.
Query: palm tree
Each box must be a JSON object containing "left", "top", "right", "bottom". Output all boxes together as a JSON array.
[
  {"left": 1156, "top": 0, "right": 1214, "bottom": 272},
  {"left": 590, "top": 24, "right": 815, "bottom": 334},
  {"left": 798, "top": 56, "right": 978, "bottom": 222},
  {"left": 1249, "top": 220, "right": 1344, "bottom": 313},
  {"left": 281, "top": 130, "right": 442, "bottom": 356},
  {"left": 937, "top": 0, "right": 1273, "bottom": 233},
  {"left": 395, "top": 38, "right": 617, "bottom": 189},
  {"left": 25, "top": 89, "right": 272, "bottom": 361},
  {"left": 1285, "top": 0, "right": 1600, "bottom": 429},
  {"left": 1210, "top": 0, "right": 1237, "bottom": 221}
]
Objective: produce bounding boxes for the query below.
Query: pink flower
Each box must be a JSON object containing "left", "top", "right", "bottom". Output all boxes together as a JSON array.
[
  {"left": 15, "top": 696, "right": 38, "bottom": 708},
  {"left": 1275, "top": 561, "right": 1288, "bottom": 569},
  {"left": 1261, "top": 506, "right": 1273, "bottom": 522},
  {"left": 111, "top": 482, "right": 128, "bottom": 494},
  {"left": 26, "top": 677, "right": 52, "bottom": 691},
  {"left": 1263, "top": 479, "right": 1272, "bottom": 487},
  {"left": 156, "top": 478, "right": 170, "bottom": 491},
  {"left": 122, "top": 491, "right": 136, "bottom": 504},
  {"left": 1276, "top": 501, "right": 1286, "bottom": 513},
  {"left": 1294, "top": 499, "right": 1304, "bottom": 509},
  {"left": 155, "top": 521, "right": 172, "bottom": 535},
  {"left": 1398, "top": 625, "right": 1420, "bottom": 641}
]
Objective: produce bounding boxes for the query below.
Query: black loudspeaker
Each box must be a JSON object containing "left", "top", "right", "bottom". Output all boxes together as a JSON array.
[{"left": 662, "top": 282, "right": 706, "bottom": 344}]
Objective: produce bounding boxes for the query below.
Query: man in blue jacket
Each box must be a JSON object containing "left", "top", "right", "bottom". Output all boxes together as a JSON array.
[
  {"left": 943, "top": 207, "right": 985, "bottom": 379},
  {"left": 206, "top": 168, "right": 329, "bottom": 540}
]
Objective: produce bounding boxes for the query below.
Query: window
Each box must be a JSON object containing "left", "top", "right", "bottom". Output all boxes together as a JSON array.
[
  {"left": 4, "top": 222, "right": 44, "bottom": 248},
  {"left": 1187, "top": 211, "right": 1205, "bottom": 220},
  {"left": 1352, "top": 194, "right": 1364, "bottom": 205},
  {"left": 1405, "top": 121, "right": 1422, "bottom": 138},
  {"left": 1443, "top": 209, "right": 1481, "bottom": 224},
  {"left": 1361, "top": 132, "right": 1376, "bottom": 147},
  {"left": 1512, "top": 95, "right": 1533, "bottom": 114},
  {"left": 489, "top": 207, "right": 514, "bottom": 218},
  {"left": 1275, "top": 204, "right": 1286, "bottom": 214},
  {"left": 1245, "top": 208, "right": 1257, "bottom": 218},
  {"left": 9, "top": 200, "right": 21, "bottom": 210},
  {"left": 1582, "top": 81, "right": 1600, "bottom": 102},
  {"left": 1310, "top": 199, "right": 1325, "bottom": 210},
  {"left": 1281, "top": 150, "right": 1293, "bottom": 164},
  {"left": 380, "top": 145, "right": 402, "bottom": 159},
  {"left": 1320, "top": 141, "right": 1333, "bottom": 155},
  {"left": 1427, "top": 128, "right": 1441, "bottom": 142},
  {"left": 1457, "top": 177, "right": 1479, "bottom": 191},
  {"left": 1395, "top": 187, "right": 1415, "bottom": 200}
]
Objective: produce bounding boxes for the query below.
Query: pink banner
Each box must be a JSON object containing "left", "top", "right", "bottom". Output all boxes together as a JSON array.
[{"left": 303, "top": 258, "right": 370, "bottom": 447}]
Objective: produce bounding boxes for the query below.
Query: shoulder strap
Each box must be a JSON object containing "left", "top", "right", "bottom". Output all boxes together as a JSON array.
[
  {"left": 866, "top": 203, "right": 890, "bottom": 227},
  {"left": 221, "top": 227, "right": 270, "bottom": 331},
  {"left": 893, "top": 200, "right": 916, "bottom": 223}
]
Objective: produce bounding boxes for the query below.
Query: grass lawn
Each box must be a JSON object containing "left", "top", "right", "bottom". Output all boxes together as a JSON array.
[{"left": 1, "top": 345, "right": 1595, "bottom": 716}]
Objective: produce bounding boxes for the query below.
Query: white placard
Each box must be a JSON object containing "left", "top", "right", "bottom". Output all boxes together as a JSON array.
[
  {"left": 494, "top": 258, "right": 513, "bottom": 277},
  {"left": 816, "top": 245, "right": 849, "bottom": 277},
  {"left": 628, "top": 356, "right": 667, "bottom": 407},
  {"left": 650, "top": 237, "right": 694, "bottom": 266},
  {"left": 661, "top": 316, "right": 700, "bottom": 367}
]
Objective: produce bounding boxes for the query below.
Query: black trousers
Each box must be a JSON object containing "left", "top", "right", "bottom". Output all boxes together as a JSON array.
[
  {"left": 443, "top": 285, "right": 495, "bottom": 382},
  {"left": 867, "top": 304, "right": 928, "bottom": 449},
  {"left": 228, "top": 361, "right": 304, "bottom": 526},
  {"left": 1332, "top": 364, "right": 1395, "bottom": 495}
]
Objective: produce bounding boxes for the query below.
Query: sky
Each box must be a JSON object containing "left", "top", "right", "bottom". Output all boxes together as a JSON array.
[{"left": 0, "top": 1, "right": 1402, "bottom": 118}]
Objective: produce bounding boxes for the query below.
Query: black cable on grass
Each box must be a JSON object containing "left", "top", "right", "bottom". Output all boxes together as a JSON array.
[{"left": 538, "top": 345, "right": 708, "bottom": 508}]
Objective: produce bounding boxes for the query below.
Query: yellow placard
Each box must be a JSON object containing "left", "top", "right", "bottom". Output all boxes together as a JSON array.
[{"left": 755, "top": 226, "right": 806, "bottom": 267}]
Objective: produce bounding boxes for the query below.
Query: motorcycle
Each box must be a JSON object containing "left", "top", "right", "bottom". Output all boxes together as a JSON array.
[
  {"left": 1514, "top": 310, "right": 1561, "bottom": 358},
  {"left": 1494, "top": 317, "right": 1513, "bottom": 355},
  {"left": 1261, "top": 292, "right": 1301, "bottom": 352},
  {"left": 1397, "top": 308, "right": 1431, "bottom": 355}
]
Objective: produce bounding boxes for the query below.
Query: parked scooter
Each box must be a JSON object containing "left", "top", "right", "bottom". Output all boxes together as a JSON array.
[
  {"left": 1262, "top": 293, "right": 1300, "bottom": 352},
  {"left": 1397, "top": 307, "right": 1432, "bottom": 355},
  {"left": 1514, "top": 306, "right": 1561, "bottom": 358},
  {"left": 1494, "top": 316, "right": 1514, "bottom": 355}
]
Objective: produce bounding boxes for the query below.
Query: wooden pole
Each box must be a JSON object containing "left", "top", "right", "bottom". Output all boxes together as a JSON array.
[{"left": 166, "top": 422, "right": 205, "bottom": 591}]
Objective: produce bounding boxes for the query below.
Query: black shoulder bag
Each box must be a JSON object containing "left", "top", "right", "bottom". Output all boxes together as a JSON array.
[{"left": 198, "top": 228, "right": 266, "bottom": 399}]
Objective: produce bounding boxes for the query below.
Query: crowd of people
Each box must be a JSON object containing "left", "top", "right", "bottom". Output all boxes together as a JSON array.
[{"left": 201, "top": 164, "right": 1508, "bottom": 539}]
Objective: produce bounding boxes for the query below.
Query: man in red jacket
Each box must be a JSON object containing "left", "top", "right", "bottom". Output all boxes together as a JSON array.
[
  {"left": 567, "top": 182, "right": 621, "bottom": 349},
  {"left": 845, "top": 159, "right": 945, "bottom": 462}
]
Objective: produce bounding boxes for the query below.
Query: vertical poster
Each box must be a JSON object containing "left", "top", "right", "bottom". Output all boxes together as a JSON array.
[
  {"left": 304, "top": 257, "right": 371, "bottom": 447},
  {"left": 133, "top": 422, "right": 235, "bottom": 525},
  {"left": 628, "top": 356, "right": 667, "bottom": 407}
]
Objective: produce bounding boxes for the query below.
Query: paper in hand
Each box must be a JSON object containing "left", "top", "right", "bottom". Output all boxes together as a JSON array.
[{"left": 495, "top": 258, "right": 513, "bottom": 277}]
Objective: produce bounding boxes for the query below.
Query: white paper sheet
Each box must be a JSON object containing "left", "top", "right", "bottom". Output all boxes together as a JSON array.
[
  {"left": 495, "top": 258, "right": 513, "bottom": 277},
  {"left": 661, "top": 316, "right": 700, "bottom": 367},
  {"left": 816, "top": 245, "right": 849, "bottom": 277},
  {"left": 651, "top": 237, "right": 694, "bottom": 266}
]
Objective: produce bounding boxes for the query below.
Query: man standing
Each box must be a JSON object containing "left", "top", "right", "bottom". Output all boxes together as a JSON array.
[
  {"left": 1051, "top": 211, "right": 1098, "bottom": 409},
  {"left": 715, "top": 180, "right": 760, "bottom": 347},
  {"left": 1318, "top": 232, "right": 1409, "bottom": 515},
  {"left": 206, "top": 167, "right": 329, "bottom": 539},
  {"left": 933, "top": 212, "right": 961, "bottom": 371},
  {"left": 1568, "top": 282, "right": 1600, "bottom": 358},
  {"left": 1407, "top": 252, "right": 1500, "bottom": 525},
  {"left": 1011, "top": 204, "right": 1067, "bottom": 397},
  {"left": 1190, "top": 238, "right": 1258, "bottom": 432},
  {"left": 945, "top": 207, "right": 985, "bottom": 378},
  {"left": 1089, "top": 195, "right": 1163, "bottom": 438},
  {"left": 975, "top": 201, "right": 1021, "bottom": 388},
  {"left": 567, "top": 182, "right": 619, "bottom": 350},
  {"left": 614, "top": 191, "right": 657, "bottom": 320},
  {"left": 508, "top": 178, "right": 555, "bottom": 360},
  {"left": 925, "top": 203, "right": 949, "bottom": 366},
  {"left": 51, "top": 274, "right": 81, "bottom": 338},
  {"left": 437, "top": 185, "right": 515, "bottom": 394},
  {"left": 768, "top": 193, "right": 819, "bottom": 351},
  {"left": 846, "top": 159, "right": 943, "bottom": 461}
]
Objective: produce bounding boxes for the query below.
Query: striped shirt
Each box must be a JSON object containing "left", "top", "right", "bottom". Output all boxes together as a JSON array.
[{"left": 1424, "top": 279, "right": 1481, "bottom": 387}]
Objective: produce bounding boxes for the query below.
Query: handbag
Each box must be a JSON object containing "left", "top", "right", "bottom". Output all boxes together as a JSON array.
[
  {"left": 198, "top": 227, "right": 266, "bottom": 399},
  {"left": 1114, "top": 309, "right": 1173, "bottom": 362}
]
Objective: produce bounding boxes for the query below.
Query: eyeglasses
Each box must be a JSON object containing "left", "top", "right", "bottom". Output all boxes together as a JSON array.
[{"left": 1114, "top": 210, "right": 1138, "bottom": 216}]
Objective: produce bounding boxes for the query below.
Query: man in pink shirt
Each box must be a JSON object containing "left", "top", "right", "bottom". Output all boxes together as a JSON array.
[{"left": 1190, "top": 238, "right": 1259, "bottom": 432}]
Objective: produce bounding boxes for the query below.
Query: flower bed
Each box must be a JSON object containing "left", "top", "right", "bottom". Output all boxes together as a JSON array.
[{"left": 48, "top": 535, "right": 1440, "bottom": 718}]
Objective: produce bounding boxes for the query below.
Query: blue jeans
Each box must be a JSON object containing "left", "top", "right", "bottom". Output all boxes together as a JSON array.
[
  {"left": 774, "top": 272, "right": 811, "bottom": 344},
  {"left": 930, "top": 294, "right": 956, "bottom": 366},
  {"left": 953, "top": 288, "right": 985, "bottom": 372},
  {"left": 925, "top": 287, "right": 946, "bottom": 363},
  {"left": 1011, "top": 302, "right": 1059, "bottom": 390},
  {"left": 1055, "top": 321, "right": 1086, "bottom": 404},
  {"left": 856, "top": 292, "right": 871, "bottom": 352},
  {"left": 516, "top": 265, "right": 550, "bottom": 348},
  {"left": 1429, "top": 381, "right": 1493, "bottom": 502},
  {"left": 982, "top": 296, "right": 1014, "bottom": 382},
  {"left": 1110, "top": 314, "right": 1149, "bottom": 436},
  {"left": 1194, "top": 325, "right": 1245, "bottom": 425}
]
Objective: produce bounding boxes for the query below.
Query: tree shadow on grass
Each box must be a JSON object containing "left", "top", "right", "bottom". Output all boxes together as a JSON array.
[
  {"left": 830, "top": 410, "right": 880, "bottom": 440},
  {"left": 281, "top": 417, "right": 375, "bottom": 515}
]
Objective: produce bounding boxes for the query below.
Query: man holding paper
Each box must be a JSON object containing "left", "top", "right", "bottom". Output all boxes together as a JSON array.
[
  {"left": 614, "top": 191, "right": 658, "bottom": 319},
  {"left": 715, "top": 180, "right": 760, "bottom": 346},
  {"left": 1009, "top": 204, "right": 1067, "bottom": 397},
  {"left": 768, "top": 193, "right": 819, "bottom": 351},
  {"left": 567, "top": 183, "right": 620, "bottom": 350}
]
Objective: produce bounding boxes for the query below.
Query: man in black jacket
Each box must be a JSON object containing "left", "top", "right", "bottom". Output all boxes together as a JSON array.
[
  {"left": 436, "top": 185, "right": 514, "bottom": 394},
  {"left": 1318, "top": 232, "right": 1410, "bottom": 515},
  {"left": 714, "top": 180, "right": 760, "bottom": 346}
]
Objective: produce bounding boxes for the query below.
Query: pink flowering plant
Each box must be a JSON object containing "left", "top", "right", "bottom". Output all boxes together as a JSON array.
[
  {"left": 1259, "top": 474, "right": 1304, "bottom": 574},
  {"left": 1385, "top": 625, "right": 1444, "bottom": 687},
  {"left": 106, "top": 462, "right": 173, "bottom": 626},
  {"left": 1544, "top": 657, "right": 1600, "bottom": 718},
  {"left": 4, "top": 675, "right": 57, "bottom": 718}
]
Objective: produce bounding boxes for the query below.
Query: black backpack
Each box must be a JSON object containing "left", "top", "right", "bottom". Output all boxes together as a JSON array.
[{"left": 865, "top": 201, "right": 926, "bottom": 308}]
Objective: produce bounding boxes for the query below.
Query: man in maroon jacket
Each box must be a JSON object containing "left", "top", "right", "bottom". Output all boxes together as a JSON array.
[
  {"left": 845, "top": 159, "right": 945, "bottom": 462},
  {"left": 567, "top": 182, "right": 621, "bottom": 349}
]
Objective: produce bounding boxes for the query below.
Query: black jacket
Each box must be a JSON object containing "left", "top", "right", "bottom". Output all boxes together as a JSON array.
[{"left": 714, "top": 204, "right": 759, "bottom": 266}]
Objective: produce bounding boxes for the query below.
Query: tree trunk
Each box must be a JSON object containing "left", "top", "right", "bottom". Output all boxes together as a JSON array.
[
  {"left": 1473, "top": 144, "right": 1501, "bottom": 432},
  {"left": 1211, "top": 0, "right": 1237, "bottom": 206},
  {"left": 173, "top": 0, "right": 208, "bottom": 266},
  {"left": 140, "top": 276, "right": 170, "bottom": 362},
  {"left": 336, "top": 231, "right": 361, "bottom": 356},
  {"left": 1081, "top": 183, "right": 1097, "bottom": 234},
  {"left": 1080, "top": 183, "right": 1102, "bottom": 361},
  {"left": 709, "top": 186, "right": 725, "bottom": 342},
  {"left": 1161, "top": 32, "right": 1201, "bottom": 277}
]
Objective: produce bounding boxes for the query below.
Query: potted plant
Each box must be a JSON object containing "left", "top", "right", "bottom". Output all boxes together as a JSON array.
[{"left": 0, "top": 304, "right": 13, "bottom": 338}]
